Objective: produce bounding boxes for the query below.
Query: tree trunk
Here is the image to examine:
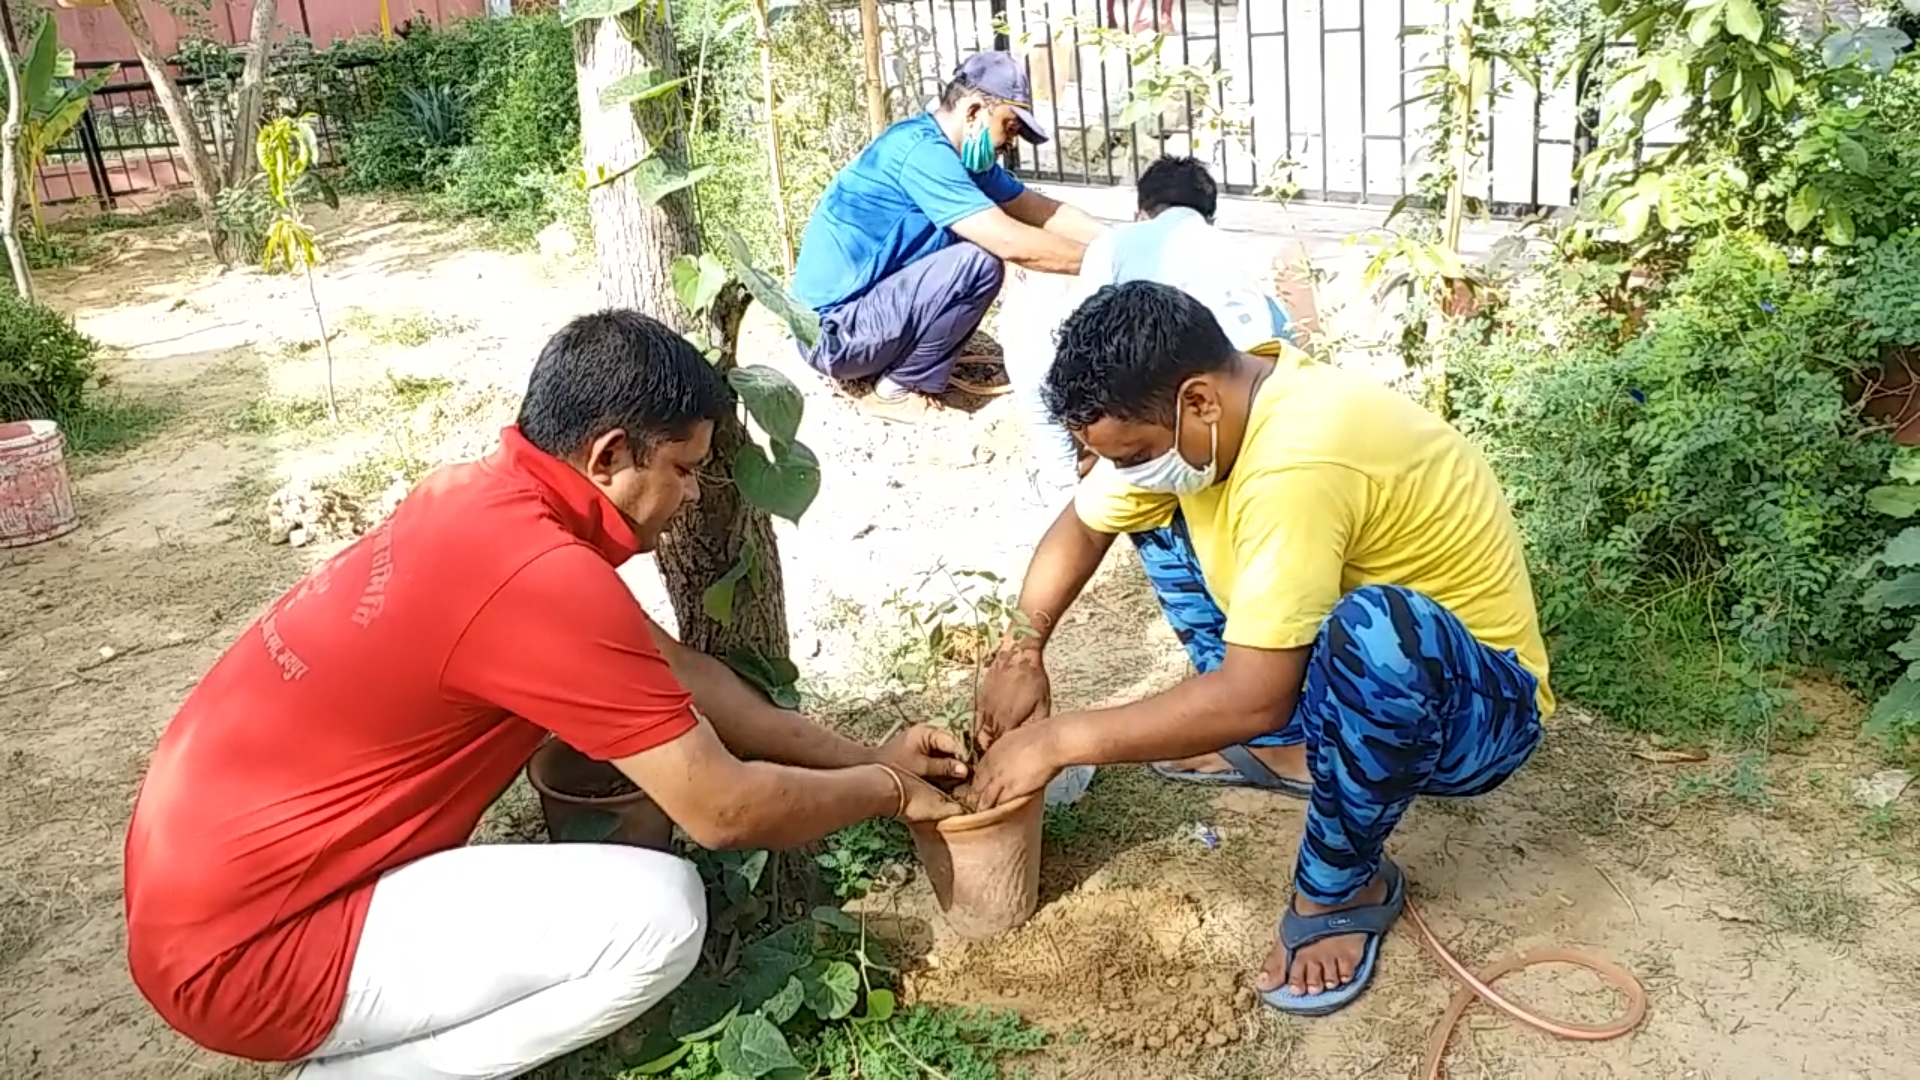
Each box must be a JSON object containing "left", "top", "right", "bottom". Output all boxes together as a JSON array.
[
  {"left": 574, "top": 11, "right": 790, "bottom": 662},
  {"left": 225, "top": 0, "right": 282, "bottom": 189},
  {"left": 109, "top": 0, "right": 227, "bottom": 262},
  {"left": 859, "top": 0, "right": 888, "bottom": 138},
  {"left": 1, "top": 20, "right": 33, "bottom": 301}
]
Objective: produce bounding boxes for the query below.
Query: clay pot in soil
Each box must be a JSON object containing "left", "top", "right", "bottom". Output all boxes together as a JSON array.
[
  {"left": 526, "top": 738, "right": 673, "bottom": 851},
  {"left": 1853, "top": 344, "right": 1920, "bottom": 446},
  {"left": 908, "top": 789, "right": 1046, "bottom": 940}
]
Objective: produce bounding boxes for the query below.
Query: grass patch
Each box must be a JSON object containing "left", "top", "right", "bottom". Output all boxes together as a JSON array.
[
  {"left": 384, "top": 373, "right": 455, "bottom": 408},
  {"left": 342, "top": 308, "right": 475, "bottom": 348},
  {"left": 234, "top": 394, "right": 335, "bottom": 435},
  {"left": 1550, "top": 586, "right": 1809, "bottom": 746},
  {"left": 331, "top": 449, "right": 434, "bottom": 504},
  {"left": 61, "top": 395, "right": 175, "bottom": 458},
  {"left": 1715, "top": 838, "right": 1868, "bottom": 944},
  {"left": 1668, "top": 749, "right": 1775, "bottom": 810},
  {"left": 1042, "top": 764, "right": 1209, "bottom": 853}
]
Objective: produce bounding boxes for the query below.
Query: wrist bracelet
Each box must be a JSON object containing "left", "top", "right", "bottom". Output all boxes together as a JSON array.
[{"left": 873, "top": 762, "right": 907, "bottom": 820}]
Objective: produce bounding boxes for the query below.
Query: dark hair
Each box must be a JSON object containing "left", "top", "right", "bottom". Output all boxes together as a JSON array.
[
  {"left": 1136, "top": 155, "right": 1218, "bottom": 222},
  {"left": 1043, "top": 281, "right": 1237, "bottom": 429},
  {"left": 517, "top": 309, "right": 731, "bottom": 459},
  {"left": 939, "top": 73, "right": 997, "bottom": 110}
]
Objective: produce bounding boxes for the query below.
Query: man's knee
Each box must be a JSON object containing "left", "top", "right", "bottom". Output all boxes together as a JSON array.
[
  {"left": 954, "top": 242, "right": 1006, "bottom": 295},
  {"left": 598, "top": 851, "right": 707, "bottom": 1006},
  {"left": 1318, "top": 585, "right": 1445, "bottom": 702}
]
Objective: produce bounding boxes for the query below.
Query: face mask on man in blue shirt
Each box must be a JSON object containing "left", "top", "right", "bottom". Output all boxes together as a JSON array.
[{"left": 960, "top": 116, "right": 997, "bottom": 174}]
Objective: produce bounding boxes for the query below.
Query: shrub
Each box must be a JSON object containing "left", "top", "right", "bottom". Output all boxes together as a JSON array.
[
  {"left": 339, "top": 14, "right": 579, "bottom": 236},
  {"left": 1446, "top": 234, "right": 1900, "bottom": 736},
  {"left": 0, "top": 290, "right": 100, "bottom": 425}
]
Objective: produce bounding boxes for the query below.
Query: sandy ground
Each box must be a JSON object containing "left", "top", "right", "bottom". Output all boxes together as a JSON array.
[{"left": 3, "top": 199, "right": 1920, "bottom": 1079}]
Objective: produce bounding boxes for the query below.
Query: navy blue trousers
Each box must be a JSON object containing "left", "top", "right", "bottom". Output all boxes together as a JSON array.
[
  {"left": 1130, "top": 514, "right": 1544, "bottom": 904},
  {"left": 803, "top": 241, "right": 1004, "bottom": 394}
]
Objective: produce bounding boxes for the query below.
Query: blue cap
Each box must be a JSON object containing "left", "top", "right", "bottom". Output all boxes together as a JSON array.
[{"left": 955, "top": 51, "right": 1050, "bottom": 145}]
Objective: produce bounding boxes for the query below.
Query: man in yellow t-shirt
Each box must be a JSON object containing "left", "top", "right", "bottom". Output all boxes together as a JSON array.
[{"left": 969, "top": 281, "right": 1551, "bottom": 1018}]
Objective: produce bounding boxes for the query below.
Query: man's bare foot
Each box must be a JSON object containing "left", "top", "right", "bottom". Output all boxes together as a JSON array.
[
  {"left": 1158, "top": 742, "right": 1309, "bottom": 782},
  {"left": 1256, "top": 871, "right": 1393, "bottom": 997}
]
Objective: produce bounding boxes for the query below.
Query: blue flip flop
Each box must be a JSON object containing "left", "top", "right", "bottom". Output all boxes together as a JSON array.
[
  {"left": 1151, "top": 744, "right": 1312, "bottom": 798},
  {"left": 1261, "top": 859, "right": 1407, "bottom": 1017}
]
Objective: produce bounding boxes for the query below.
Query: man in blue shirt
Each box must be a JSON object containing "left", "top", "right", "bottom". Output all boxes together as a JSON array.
[{"left": 791, "top": 51, "right": 1104, "bottom": 420}]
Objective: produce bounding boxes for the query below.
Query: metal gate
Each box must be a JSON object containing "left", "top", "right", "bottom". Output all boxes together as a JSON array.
[{"left": 883, "top": 0, "right": 1591, "bottom": 215}]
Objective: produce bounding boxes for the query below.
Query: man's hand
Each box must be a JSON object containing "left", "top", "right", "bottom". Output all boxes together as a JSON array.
[
  {"left": 974, "top": 643, "right": 1051, "bottom": 752},
  {"left": 969, "top": 720, "right": 1066, "bottom": 809},
  {"left": 897, "top": 772, "right": 966, "bottom": 824},
  {"left": 876, "top": 725, "right": 970, "bottom": 784}
]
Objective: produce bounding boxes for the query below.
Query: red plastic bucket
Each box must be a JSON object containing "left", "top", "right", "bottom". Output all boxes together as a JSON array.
[{"left": 0, "top": 421, "right": 80, "bottom": 548}]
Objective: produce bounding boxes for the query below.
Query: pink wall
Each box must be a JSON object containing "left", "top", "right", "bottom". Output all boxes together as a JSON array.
[{"left": 43, "top": 0, "right": 488, "bottom": 65}]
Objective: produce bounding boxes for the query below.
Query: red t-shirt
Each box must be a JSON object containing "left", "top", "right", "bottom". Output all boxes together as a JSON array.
[{"left": 123, "top": 426, "right": 699, "bottom": 1062}]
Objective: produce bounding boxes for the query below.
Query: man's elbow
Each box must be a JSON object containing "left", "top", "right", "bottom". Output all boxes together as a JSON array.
[{"left": 676, "top": 801, "right": 757, "bottom": 850}]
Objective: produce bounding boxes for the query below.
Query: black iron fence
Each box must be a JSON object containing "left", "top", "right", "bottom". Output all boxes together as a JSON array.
[
  {"left": 30, "top": 55, "right": 383, "bottom": 212},
  {"left": 878, "top": 0, "right": 1597, "bottom": 215}
]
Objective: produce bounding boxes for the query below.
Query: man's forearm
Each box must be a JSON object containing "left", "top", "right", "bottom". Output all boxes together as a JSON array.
[
  {"left": 1003, "top": 229, "right": 1085, "bottom": 275},
  {"left": 1041, "top": 202, "right": 1107, "bottom": 245},
  {"left": 653, "top": 628, "right": 874, "bottom": 768},
  {"left": 1049, "top": 669, "right": 1294, "bottom": 766},
  {"left": 1015, "top": 506, "right": 1117, "bottom": 646},
  {"left": 718, "top": 762, "right": 898, "bottom": 850}
]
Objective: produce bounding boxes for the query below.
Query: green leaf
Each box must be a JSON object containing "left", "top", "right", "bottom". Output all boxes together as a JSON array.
[
  {"left": 1891, "top": 450, "right": 1920, "bottom": 485},
  {"left": 702, "top": 543, "right": 756, "bottom": 626},
  {"left": 731, "top": 849, "right": 771, "bottom": 897},
  {"left": 672, "top": 253, "right": 732, "bottom": 316},
  {"left": 1723, "top": 0, "right": 1762, "bottom": 42},
  {"left": 1885, "top": 526, "right": 1920, "bottom": 568},
  {"left": 716, "top": 1013, "right": 800, "bottom": 1079},
  {"left": 561, "top": 0, "right": 643, "bottom": 25},
  {"left": 859, "top": 987, "right": 896, "bottom": 1023},
  {"left": 1867, "top": 673, "right": 1920, "bottom": 743},
  {"left": 724, "top": 648, "right": 802, "bottom": 708},
  {"left": 734, "top": 440, "right": 822, "bottom": 523},
  {"left": 802, "top": 959, "right": 861, "bottom": 1020},
  {"left": 631, "top": 158, "right": 715, "bottom": 205},
  {"left": 811, "top": 905, "right": 861, "bottom": 934},
  {"left": 723, "top": 229, "right": 821, "bottom": 349},
  {"left": 1617, "top": 192, "right": 1652, "bottom": 242},
  {"left": 1893, "top": 626, "right": 1920, "bottom": 663},
  {"left": 1823, "top": 203, "right": 1857, "bottom": 246},
  {"left": 1785, "top": 185, "right": 1821, "bottom": 233},
  {"left": 729, "top": 366, "right": 806, "bottom": 445},
  {"left": 1686, "top": 5, "right": 1724, "bottom": 48},
  {"left": 761, "top": 976, "right": 806, "bottom": 1025},
  {"left": 599, "top": 69, "right": 690, "bottom": 111},
  {"left": 633, "top": 1043, "right": 692, "bottom": 1075},
  {"left": 1866, "top": 572, "right": 1920, "bottom": 612},
  {"left": 1835, "top": 134, "right": 1873, "bottom": 177},
  {"left": 1868, "top": 484, "right": 1920, "bottom": 519}
]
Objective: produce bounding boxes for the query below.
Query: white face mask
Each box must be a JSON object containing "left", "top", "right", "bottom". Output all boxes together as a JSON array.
[{"left": 1114, "top": 410, "right": 1217, "bottom": 495}]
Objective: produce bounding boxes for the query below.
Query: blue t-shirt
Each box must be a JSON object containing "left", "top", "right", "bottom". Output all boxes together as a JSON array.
[{"left": 791, "top": 112, "right": 1025, "bottom": 312}]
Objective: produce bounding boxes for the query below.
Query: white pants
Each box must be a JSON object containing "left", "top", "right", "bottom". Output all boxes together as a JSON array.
[{"left": 291, "top": 844, "right": 706, "bottom": 1080}]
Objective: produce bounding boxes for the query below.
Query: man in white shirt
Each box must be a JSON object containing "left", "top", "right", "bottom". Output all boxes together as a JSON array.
[{"left": 1006, "top": 156, "right": 1312, "bottom": 492}]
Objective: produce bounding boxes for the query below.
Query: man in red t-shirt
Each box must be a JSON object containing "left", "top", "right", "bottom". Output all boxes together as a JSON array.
[{"left": 124, "top": 310, "right": 968, "bottom": 1079}]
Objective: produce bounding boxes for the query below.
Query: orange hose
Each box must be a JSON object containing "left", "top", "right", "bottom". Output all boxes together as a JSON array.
[{"left": 1403, "top": 897, "right": 1648, "bottom": 1079}]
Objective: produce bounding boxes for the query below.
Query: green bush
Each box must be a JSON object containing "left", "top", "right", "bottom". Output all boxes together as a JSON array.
[
  {"left": 339, "top": 14, "right": 580, "bottom": 237},
  {"left": 0, "top": 289, "right": 100, "bottom": 425},
  {"left": 1446, "top": 234, "right": 1903, "bottom": 737}
]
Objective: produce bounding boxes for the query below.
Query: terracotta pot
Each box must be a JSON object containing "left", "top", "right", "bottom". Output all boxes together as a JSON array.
[
  {"left": 526, "top": 739, "right": 672, "bottom": 851},
  {"left": 908, "top": 790, "right": 1046, "bottom": 939},
  {"left": 1854, "top": 345, "right": 1920, "bottom": 446}
]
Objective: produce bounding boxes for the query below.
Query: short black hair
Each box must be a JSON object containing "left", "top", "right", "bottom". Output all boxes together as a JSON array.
[
  {"left": 1043, "top": 281, "right": 1237, "bottom": 429},
  {"left": 517, "top": 309, "right": 731, "bottom": 459},
  {"left": 1136, "top": 155, "right": 1218, "bottom": 222},
  {"left": 940, "top": 73, "right": 994, "bottom": 110}
]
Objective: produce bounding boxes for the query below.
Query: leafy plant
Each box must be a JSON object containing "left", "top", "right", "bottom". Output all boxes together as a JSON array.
[
  {"left": 0, "top": 286, "right": 98, "bottom": 424},
  {"left": 256, "top": 114, "right": 341, "bottom": 420},
  {"left": 7, "top": 14, "right": 117, "bottom": 236},
  {"left": 1861, "top": 450, "right": 1920, "bottom": 750},
  {"left": 880, "top": 564, "right": 1036, "bottom": 764},
  {"left": 814, "top": 818, "right": 912, "bottom": 899}
]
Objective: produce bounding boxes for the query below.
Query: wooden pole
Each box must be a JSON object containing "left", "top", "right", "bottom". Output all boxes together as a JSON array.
[
  {"left": 859, "top": 0, "right": 888, "bottom": 137},
  {"left": 1, "top": 18, "right": 35, "bottom": 301},
  {"left": 748, "top": 0, "right": 794, "bottom": 271}
]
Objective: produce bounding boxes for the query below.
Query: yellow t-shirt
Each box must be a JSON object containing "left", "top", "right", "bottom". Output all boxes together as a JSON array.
[{"left": 1074, "top": 342, "right": 1555, "bottom": 716}]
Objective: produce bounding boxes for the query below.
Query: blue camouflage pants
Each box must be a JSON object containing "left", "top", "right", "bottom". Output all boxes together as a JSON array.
[{"left": 1130, "top": 513, "right": 1543, "bottom": 905}]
